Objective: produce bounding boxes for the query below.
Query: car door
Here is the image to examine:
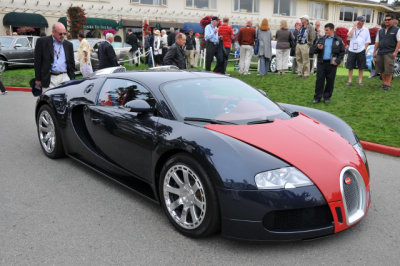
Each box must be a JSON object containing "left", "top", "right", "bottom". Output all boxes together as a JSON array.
[
  {"left": 12, "top": 37, "right": 33, "bottom": 64},
  {"left": 83, "top": 78, "right": 158, "bottom": 181}
]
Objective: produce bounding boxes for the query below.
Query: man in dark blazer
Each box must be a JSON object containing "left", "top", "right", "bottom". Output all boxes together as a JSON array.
[
  {"left": 312, "top": 23, "right": 345, "bottom": 104},
  {"left": 126, "top": 29, "right": 139, "bottom": 67},
  {"left": 34, "top": 22, "right": 75, "bottom": 90},
  {"left": 163, "top": 33, "right": 187, "bottom": 69},
  {"left": 98, "top": 33, "right": 119, "bottom": 70}
]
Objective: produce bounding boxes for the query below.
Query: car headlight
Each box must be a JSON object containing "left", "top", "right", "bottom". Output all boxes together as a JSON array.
[
  {"left": 353, "top": 142, "right": 367, "bottom": 164},
  {"left": 255, "top": 167, "right": 313, "bottom": 190}
]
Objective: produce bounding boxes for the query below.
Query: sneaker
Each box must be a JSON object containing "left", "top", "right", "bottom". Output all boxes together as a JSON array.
[
  {"left": 312, "top": 99, "right": 320, "bottom": 104},
  {"left": 324, "top": 98, "right": 330, "bottom": 104},
  {"left": 378, "top": 84, "right": 385, "bottom": 88},
  {"left": 1, "top": 91, "right": 7, "bottom": 95},
  {"left": 296, "top": 75, "right": 302, "bottom": 78},
  {"left": 384, "top": 85, "right": 391, "bottom": 91},
  {"left": 346, "top": 82, "right": 352, "bottom": 86},
  {"left": 358, "top": 83, "right": 364, "bottom": 86}
]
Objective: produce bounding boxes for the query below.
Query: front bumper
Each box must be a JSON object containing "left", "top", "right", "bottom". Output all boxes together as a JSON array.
[{"left": 218, "top": 184, "right": 370, "bottom": 241}]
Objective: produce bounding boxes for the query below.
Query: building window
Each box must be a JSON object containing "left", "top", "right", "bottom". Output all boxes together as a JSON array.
[
  {"left": 309, "top": 2, "right": 327, "bottom": 19},
  {"left": 233, "top": 0, "right": 259, "bottom": 13},
  {"left": 340, "top": 6, "right": 358, "bottom": 22},
  {"left": 131, "top": 0, "right": 167, "bottom": 5},
  {"left": 377, "top": 12, "right": 384, "bottom": 25},
  {"left": 274, "top": 0, "right": 296, "bottom": 17},
  {"left": 186, "top": 0, "right": 216, "bottom": 9},
  {"left": 362, "top": 8, "right": 372, "bottom": 23}
]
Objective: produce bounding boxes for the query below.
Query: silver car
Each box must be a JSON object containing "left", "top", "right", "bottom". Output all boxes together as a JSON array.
[
  {"left": 71, "top": 38, "right": 131, "bottom": 72},
  {"left": 0, "top": 36, "right": 39, "bottom": 69}
]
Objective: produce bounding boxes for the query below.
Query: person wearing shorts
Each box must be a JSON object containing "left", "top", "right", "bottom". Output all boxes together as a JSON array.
[
  {"left": 373, "top": 14, "right": 400, "bottom": 90},
  {"left": 346, "top": 16, "right": 370, "bottom": 86}
]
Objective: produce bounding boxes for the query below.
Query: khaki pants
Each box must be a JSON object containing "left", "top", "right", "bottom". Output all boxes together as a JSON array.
[
  {"left": 43, "top": 73, "right": 70, "bottom": 92},
  {"left": 296, "top": 44, "right": 310, "bottom": 77},
  {"left": 128, "top": 50, "right": 138, "bottom": 66},
  {"left": 186, "top": 50, "right": 195, "bottom": 67},
  {"left": 239, "top": 45, "right": 253, "bottom": 74}
]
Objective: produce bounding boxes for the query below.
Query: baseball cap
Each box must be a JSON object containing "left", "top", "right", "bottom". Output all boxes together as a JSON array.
[
  {"left": 211, "top": 16, "right": 219, "bottom": 21},
  {"left": 195, "top": 33, "right": 200, "bottom": 36},
  {"left": 356, "top": 16, "right": 365, "bottom": 21},
  {"left": 300, "top": 15, "right": 310, "bottom": 21}
]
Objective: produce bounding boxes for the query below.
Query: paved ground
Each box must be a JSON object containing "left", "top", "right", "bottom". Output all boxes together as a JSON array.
[{"left": 1, "top": 91, "right": 399, "bottom": 265}]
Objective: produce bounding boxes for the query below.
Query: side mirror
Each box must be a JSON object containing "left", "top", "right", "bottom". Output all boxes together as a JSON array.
[
  {"left": 258, "top": 89, "right": 267, "bottom": 96},
  {"left": 124, "top": 99, "right": 152, "bottom": 114}
]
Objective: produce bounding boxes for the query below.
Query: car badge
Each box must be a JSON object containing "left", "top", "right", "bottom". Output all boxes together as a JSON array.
[{"left": 345, "top": 177, "right": 352, "bottom": 184}]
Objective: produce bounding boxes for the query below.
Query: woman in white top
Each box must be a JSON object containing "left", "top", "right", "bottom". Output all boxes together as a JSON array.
[{"left": 153, "top": 30, "right": 163, "bottom": 66}]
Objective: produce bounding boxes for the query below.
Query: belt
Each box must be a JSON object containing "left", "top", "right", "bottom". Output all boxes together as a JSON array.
[
  {"left": 50, "top": 71, "right": 67, "bottom": 75},
  {"left": 206, "top": 41, "right": 217, "bottom": 46}
]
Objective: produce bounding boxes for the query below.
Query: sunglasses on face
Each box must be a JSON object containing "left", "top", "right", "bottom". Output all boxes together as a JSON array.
[
  {"left": 58, "top": 32, "right": 67, "bottom": 36},
  {"left": 384, "top": 19, "right": 392, "bottom": 21}
]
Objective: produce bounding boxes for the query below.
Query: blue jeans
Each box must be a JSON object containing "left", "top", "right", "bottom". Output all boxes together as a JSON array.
[{"left": 259, "top": 56, "right": 270, "bottom": 75}]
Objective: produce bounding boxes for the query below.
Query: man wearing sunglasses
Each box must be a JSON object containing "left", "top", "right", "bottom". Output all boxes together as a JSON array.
[
  {"left": 34, "top": 22, "right": 75, "bottom": 92},
  {"left": 373, "top": 14, "right": 400, "bottom": 90}
]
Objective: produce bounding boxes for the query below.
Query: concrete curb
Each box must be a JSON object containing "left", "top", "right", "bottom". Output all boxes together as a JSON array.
[{"left": 5, "top": 87, "right": 400, "bottom": 157}]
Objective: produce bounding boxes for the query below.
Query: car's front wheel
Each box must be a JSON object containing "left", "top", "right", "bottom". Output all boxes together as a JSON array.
[
  {"left": 36, "top": 105, "right": 65, "bottom": 158},
  {"left": 159, "top": 153, "right": 220, "bottom": 238}
]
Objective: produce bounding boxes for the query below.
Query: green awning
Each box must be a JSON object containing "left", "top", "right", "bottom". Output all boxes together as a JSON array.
[
  {"left": 58, "top": 17, "right": 120, "bottom": 30},
  {"left": 3, "top": 12, "right": 48, "bottom": 27}
]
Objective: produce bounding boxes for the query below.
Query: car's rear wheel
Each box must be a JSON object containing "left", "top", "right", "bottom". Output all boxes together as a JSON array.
[
  {"left": 269, "top": 56, "right": 277, "bottom": 73},
  {"left": 159, "top": 153, "right": 220, "bottom": 238},
  {"left": 394, "top": 56, "right": 400, "bottom": 78},
  {"left": 37, "top": 105, "right": 64, "bottom": 158}
]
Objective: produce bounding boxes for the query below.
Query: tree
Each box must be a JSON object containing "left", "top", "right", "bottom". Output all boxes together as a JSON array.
[{"left": 67, "top": 7, "right": 86, "bottom": 39}]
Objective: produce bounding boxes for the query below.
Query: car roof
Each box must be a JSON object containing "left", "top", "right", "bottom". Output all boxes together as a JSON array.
[{"left": 98, "top": 70, "right": 228, "bottom": 90}]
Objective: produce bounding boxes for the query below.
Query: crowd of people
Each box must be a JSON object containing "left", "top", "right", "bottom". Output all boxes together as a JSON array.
[{"left": 1, "top": 14, "right": 399, "bottom": 102}]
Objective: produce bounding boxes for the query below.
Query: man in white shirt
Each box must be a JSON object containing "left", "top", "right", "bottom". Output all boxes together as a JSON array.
[{"left": 346, "top": 16, "right": 371, "bottom": 86}]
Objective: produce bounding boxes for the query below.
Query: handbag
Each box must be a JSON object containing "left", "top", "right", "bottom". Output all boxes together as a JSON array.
[{"left": 254, "top": 39, "right": 259, "bottom": 55}]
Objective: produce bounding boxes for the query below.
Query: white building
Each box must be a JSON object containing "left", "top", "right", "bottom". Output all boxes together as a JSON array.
[{"left": 1, "top": 0, "right": 399, "bottom": 40}]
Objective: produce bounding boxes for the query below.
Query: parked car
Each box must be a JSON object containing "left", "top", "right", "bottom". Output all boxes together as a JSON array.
[
  {"left": 366, "top": 44, "right": 400, "bottom": 78},
  {"left": 70, "top": 38, "right": 131, "bottom": 72},
  {"left": 0, "top": 35, "right": 39, "bottom": 70},
  {"left": 35, "top": 67, "right": 370, "bottom": 241},
  {"left": 251, "top": 41, "right": 316, "bottom": 73}
]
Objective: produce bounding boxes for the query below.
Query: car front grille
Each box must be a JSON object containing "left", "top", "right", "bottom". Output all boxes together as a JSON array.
[{"left": 340, "top": 167, "right": 367, "bottom": 225}]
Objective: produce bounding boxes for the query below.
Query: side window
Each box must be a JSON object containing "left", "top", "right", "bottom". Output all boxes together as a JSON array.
[
  {"left": 15, "top": 38, "right": 30, "bottom": 48},
  {"left": 98, "top": 78, "right": 156, "bottom": 109}
]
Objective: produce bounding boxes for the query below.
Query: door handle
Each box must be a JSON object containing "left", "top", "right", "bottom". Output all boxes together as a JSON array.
[{"left": 91, "top": 118, "right": 101, "bottom": 125}]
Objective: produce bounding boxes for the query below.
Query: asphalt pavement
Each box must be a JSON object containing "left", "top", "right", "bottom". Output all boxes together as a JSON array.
[{"left": 1, "top": 91, "right": 399, "bottom": 265}]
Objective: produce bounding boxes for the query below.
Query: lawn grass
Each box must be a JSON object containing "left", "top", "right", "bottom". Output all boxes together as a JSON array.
[{"left": 1, "top": 62, "right": 399, "bottom": 147}]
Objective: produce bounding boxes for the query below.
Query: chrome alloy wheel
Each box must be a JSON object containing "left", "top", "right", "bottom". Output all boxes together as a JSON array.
[
  {"left": 163, "top": 164, "right": 206, "bottom": 230},
  {"left": 38, "top": 110, "right": 56, "bottom": 154}
]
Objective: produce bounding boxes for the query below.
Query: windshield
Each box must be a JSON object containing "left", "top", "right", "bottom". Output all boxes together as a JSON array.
[
  {"left": 161, "top": 78, "right": 289, "bottom": 124},
  {"left": 0, "top": 37, "right": 13, "bottom": 48}
]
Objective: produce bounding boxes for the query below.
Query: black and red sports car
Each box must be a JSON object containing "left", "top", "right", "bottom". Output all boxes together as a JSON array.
[{"left": 35, "top": 68, "right": 370, "bottom": 240}]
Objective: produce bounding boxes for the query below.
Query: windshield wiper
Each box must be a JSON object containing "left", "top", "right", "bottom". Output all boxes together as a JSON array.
[
  {"left": 247, "top": 118, "right": 274, "bottom": 125},
  {"left": 184, "top": 117, "right": 237, "bottom": 125}
]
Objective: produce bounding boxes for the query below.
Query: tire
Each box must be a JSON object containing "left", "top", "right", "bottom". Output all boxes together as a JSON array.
[
  {"left": 269, "top": 56, "right": 277, "bottom": 73},
  {"left": 394, "top": 56, "right": 400, "bottom": 78},
  {"left": 36, "top": 105, "right": 65, "bottom": 159},
  {"left": 159, "top": 153, "right": 220, "bottom": 238}
]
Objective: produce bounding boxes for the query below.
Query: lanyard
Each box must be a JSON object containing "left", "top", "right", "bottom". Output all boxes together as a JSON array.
[
  {"left": 54, "top": 43, "right": 62, "bottom": 60},
  {"left": 354, "top": 28, "right": 363, "bottom": 39}
]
